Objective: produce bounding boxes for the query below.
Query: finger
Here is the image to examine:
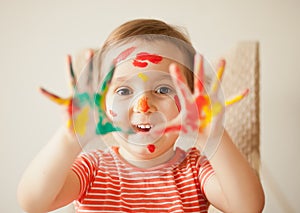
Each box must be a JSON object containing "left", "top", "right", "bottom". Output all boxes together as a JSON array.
[
  {"left": 99, "top": 66, "right": 114, "bottom": 95},
  {"left": 66, "top": 55, "right": 76, "bottom": 89},
  {"left": 86, "top": 50, "right": 94, "bottom": 85},
  {"left": 210, "top": 59, "right": 226, "bottom": 93},
  {"left": 75, "top": 50, "right": 95, "bottom": 92},
  {"left": 193, "top": 53, "right": 204, "bottom": 96},
  {"left": 39, "top": 87, "right": 70, "bottom": 105},
  {"left": 225, "top": 88, "right": 249, "bottom": 106},
  {"left": 169, "top": 63, "right": 191, "bottom": 106},
  {"left": 97, "top": 66, "right": 114, "bottom": 108}
]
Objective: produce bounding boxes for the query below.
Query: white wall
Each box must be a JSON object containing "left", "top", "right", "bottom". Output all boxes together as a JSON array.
[{"left": 1, "top": 0, "right": 299, "bottom": 212}]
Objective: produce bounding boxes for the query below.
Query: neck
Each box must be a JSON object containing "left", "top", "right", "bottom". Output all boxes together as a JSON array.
[{"left": 119, "top": 147, "right": 175, "bottom": 169}]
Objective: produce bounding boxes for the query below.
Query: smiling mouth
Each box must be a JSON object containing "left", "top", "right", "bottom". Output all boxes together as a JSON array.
[{"left": 134, "top": 124, "right": 152, "bottom": 133}]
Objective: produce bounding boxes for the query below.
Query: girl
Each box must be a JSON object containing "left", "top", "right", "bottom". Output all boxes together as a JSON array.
[{"left": 18, "top": 19, "right": 264, "bottom": 213}]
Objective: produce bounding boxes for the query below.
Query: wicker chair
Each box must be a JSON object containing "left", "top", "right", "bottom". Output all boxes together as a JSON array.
[{"left": 209, "top": 41, "right": 260, "bottom": 212}]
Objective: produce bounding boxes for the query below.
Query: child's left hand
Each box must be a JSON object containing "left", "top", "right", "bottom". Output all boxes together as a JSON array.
[{"left": 154, "top": 54, "right": 247, "bottom": 157}]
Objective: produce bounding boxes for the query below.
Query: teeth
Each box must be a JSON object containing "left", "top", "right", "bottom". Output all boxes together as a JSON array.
[{"left": 137, "top": 124, "right": 152, "bottom": 129}]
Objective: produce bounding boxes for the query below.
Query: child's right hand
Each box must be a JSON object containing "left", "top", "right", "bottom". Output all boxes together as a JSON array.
[{"left": 40, "top": 50, "right": 120, "bottom": 148}]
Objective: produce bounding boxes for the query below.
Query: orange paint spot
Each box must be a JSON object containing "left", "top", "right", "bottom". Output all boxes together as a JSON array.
[{"left": 138, "top": 96, "right": 150, "bottom": 112}]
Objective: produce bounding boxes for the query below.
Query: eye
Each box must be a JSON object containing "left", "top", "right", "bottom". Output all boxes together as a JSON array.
[
  {"left": 116, "top": 87, "right": 133, "bottom": 96},
  {"left": 155, "top": 86, "right": 173, "bottom": 95}
]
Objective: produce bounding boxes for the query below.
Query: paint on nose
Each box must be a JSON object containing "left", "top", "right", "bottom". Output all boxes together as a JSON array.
[{"left": 137, "top": 96, "right": 150, "bottom": 112}]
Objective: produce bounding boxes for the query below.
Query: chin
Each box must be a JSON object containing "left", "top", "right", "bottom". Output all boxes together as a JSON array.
[{"left": 113, "top": 131, "right": 178, "bottom": 160}]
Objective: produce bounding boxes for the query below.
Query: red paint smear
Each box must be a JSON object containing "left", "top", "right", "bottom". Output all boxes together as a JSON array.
[
  {"left": 196, "top": 55, "right": 204, "bottom": 93},
  {"left": 174, "top": 95, "right": 181, "bottom": 111},
  {"left": 243, "top": 88, "right": 250, "bottom": 96},
  {"left": 109, "top": 109, "right": 117, "bottom": 117},
  {"left": 132, "top": 60, "right": 148, "bottom": 67},
  {"left": 135, "top": 52, "right": 163, "bottom": 64},
  {"left": 39, "top": 87, "right": 61, "bottom": 100},
  {"left": 133, "top": 52, "right": 163, "bottom": 68},
  {"left": 147, "top": 144, "right": 156, "bottom": 153},
  {"left": 68, "top": 99, "right": 80, "bottom": 117},
  {"left": 113, "top": 46, "right": 136, "bottom": 65},
  {"left": 163, "top": 125, "right": 189, "bottom": 134},
  {"left": 195, "top": 95, "right": 209, "bottom": 119},
  {"left": 138, "top": 96, "right": 150, "bottom": 112}
]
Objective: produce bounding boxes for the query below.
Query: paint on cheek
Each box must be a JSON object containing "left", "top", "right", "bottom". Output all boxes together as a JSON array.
[
  {"left": 137, "top": 96, "right": 150, "bottom": 112},
  {"left": 113, "top": 47, "right": 136, "bottom": 65},
  {"left": 109, "top": 109, "right": 117, "bottom": 117},
  {"left": 174, "top": 95, "right": 181, "bottom": 111},
  {"left": 147, "top": 144, "right": 156, "bottom": 153},
  {"left": 133, "top": 52, "right": 163, "bottom": 68},
  {"left": 137, "top": 73, "right": 149, "bottom": 82}
]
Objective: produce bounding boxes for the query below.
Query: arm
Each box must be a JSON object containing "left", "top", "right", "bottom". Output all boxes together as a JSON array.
[
  {"left": 17, "top": 127, "right": 82, "bottom": 212},
  {"left": 205, "top": 130, "right": 265, "bottom": 212},
  {"left": 18, "top": 51, "right": 118, "bottom": 212},
  {"left": 159, "top": 54, "right": 264, "bottom": 212},
  {"left": 18, "top": 53, "right": 89, "bottom": 212}
]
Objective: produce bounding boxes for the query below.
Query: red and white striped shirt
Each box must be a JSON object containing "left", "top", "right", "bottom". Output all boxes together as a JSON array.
[{"left": 72, "top": 147, "right": 214, "bottom": 213}]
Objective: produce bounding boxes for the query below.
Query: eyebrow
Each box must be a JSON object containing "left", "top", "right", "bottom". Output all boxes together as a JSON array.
[
  {"left": 113, "top": 72, "right": 172, "bottom": 83},
  {"left": 113, "top": 76, "right": 130, "bottom": 83}
]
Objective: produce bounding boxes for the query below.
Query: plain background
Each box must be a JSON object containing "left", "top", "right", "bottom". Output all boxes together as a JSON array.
[{"left": 1, "top": 0, "right": 299, "bottom": 212}]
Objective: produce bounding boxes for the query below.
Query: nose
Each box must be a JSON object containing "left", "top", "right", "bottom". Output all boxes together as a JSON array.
[{"left": 133, "top": 94, "right": 157, "bottom": 113}]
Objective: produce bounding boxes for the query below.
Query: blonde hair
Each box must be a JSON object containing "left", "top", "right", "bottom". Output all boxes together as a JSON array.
[{"left": 98, "top": 19, "right": 195, "bottom": 90}]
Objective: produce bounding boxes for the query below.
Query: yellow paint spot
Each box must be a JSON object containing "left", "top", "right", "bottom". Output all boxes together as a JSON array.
[
  {"left": 138, "top": 73, "right": 149, "bottom": 82},
  {"left": 225, "top": 89, "right": 249, "bottom": 106},
  {"left": 74, "top": 106, "right": 90, "bottom": 136}
]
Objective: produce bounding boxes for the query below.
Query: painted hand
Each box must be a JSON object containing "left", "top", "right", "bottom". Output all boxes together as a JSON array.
[
  {"left": 40, "top": 50, "right": 120, "bottom": 147},
  {"left": 154, "top": 54, "right": 248, "bottom": 156}
]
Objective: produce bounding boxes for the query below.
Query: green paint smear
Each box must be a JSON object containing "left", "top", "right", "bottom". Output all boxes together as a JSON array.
[
  {"left": 94, "top": 92, "right": 122, "bottom": 135},
  {"left": 96, "top": 116, "right": 122, "bottom": 135},
  {"left": 100, "top": 66, "right": 115, "bottom": 92},
  {"left": 75, "top": 92, "right": 93, "bottom": 107},
  {"left": 93, "top": 67, "right": 136, "bottom": 135}
]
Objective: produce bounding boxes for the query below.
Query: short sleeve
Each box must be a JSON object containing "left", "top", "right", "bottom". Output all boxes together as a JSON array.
[
  {"left": 71, "top": 152, "right": 99, "bottom": 200},
  {"left": 198, "top": 156, "right": 215, "bottom": 195}
]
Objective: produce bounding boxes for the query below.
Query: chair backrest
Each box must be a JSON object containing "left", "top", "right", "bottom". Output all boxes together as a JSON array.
[
  {"left": 222, "top": 41, "right": 261, "bottom": 174},
  {"left": 208, "top": 41, "right": 260, "bottom": 212}
]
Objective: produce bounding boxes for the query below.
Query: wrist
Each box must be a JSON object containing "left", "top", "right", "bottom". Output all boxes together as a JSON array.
[{"left": 55, "top": 126, "right": 83, "bottom": 154}]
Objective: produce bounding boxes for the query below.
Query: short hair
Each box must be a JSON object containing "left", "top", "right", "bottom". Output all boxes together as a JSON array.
[{"left": 98, "top": 19, "right": 195, "bottom": 91}]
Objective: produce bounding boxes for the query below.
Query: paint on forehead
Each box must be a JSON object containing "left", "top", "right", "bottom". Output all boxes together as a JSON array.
[
  {"left": 133, "top": 52, "right": 163, "bottom": 68},
  {"left": 137, "top": 73, "right": 149, "bottom": 82},
  {"left": 113, "top": 46, "right": 136, "bottom": 65}
]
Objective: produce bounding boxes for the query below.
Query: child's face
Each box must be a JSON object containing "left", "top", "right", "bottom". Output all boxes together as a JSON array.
[{"left": 105, "top": 56, "right": 188, "bottom": 160}]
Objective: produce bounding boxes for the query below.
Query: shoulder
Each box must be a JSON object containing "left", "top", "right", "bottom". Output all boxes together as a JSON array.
[{"left": 74, "top": 147, "right": 114, "bottom": 168}]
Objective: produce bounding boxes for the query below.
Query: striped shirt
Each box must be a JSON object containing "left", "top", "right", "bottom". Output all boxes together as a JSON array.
[{"left": 72, "top": 147, "right": 214, "bottom": 213}]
